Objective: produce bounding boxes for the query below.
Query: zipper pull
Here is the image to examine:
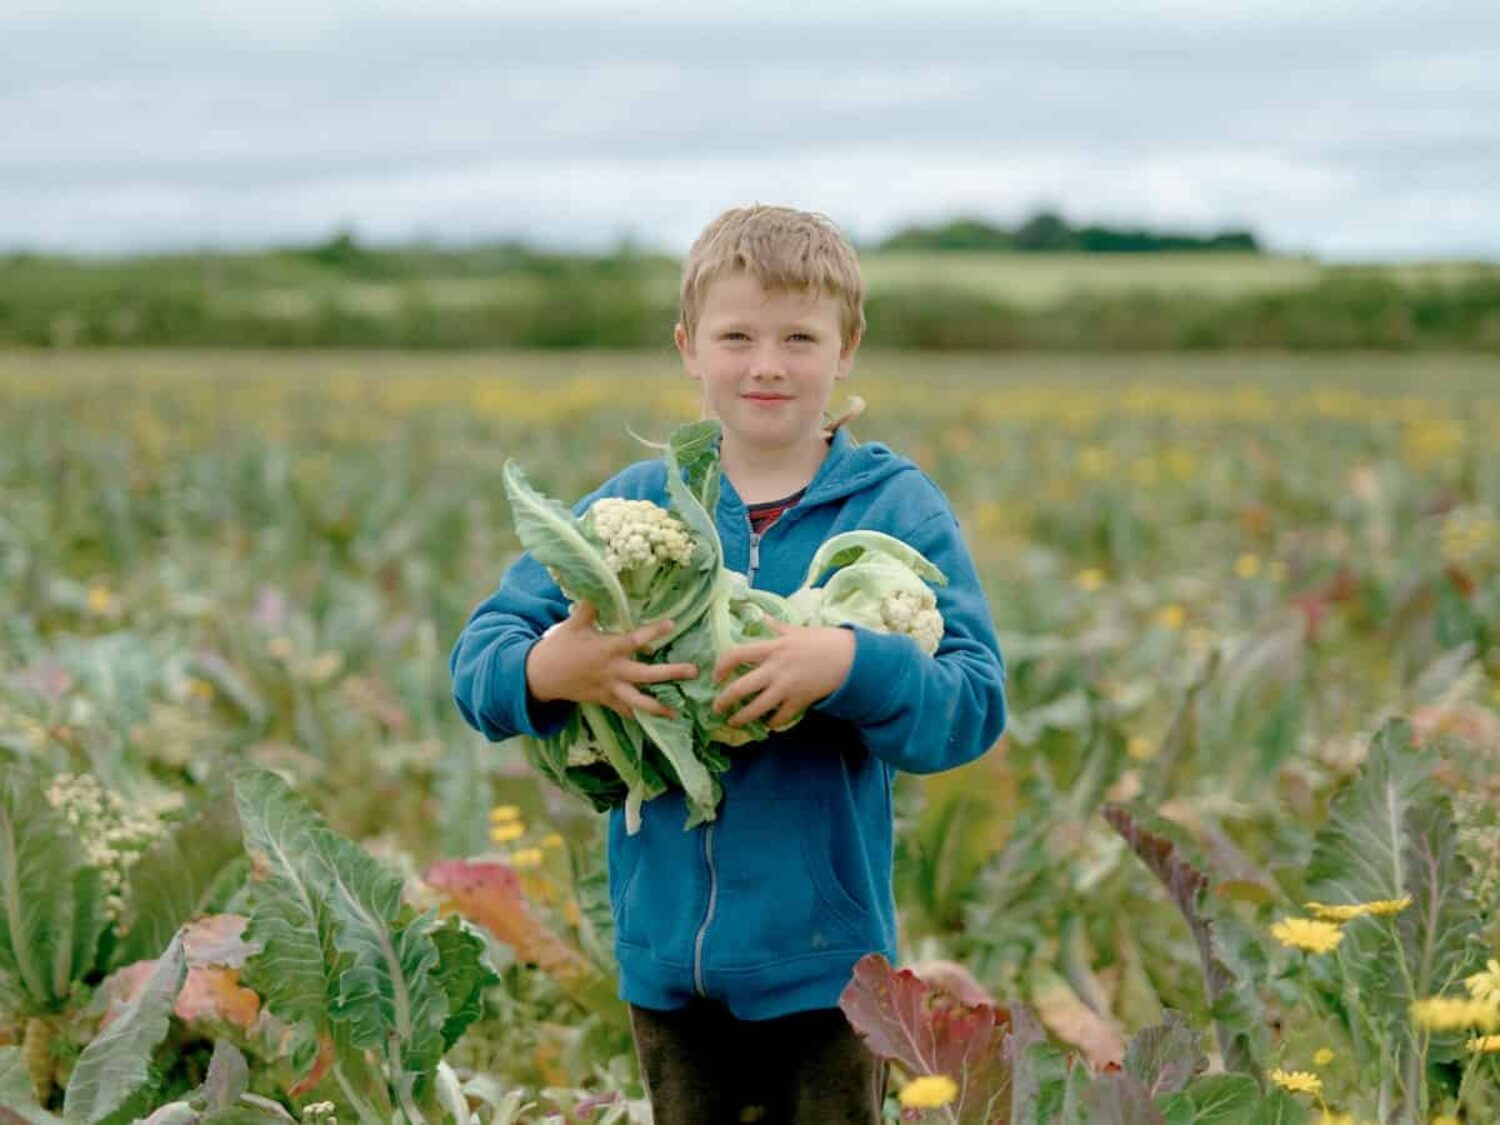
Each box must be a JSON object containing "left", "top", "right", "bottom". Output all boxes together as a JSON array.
[{"left": 748, "top": 531, "right": 761, "bottom": 578}]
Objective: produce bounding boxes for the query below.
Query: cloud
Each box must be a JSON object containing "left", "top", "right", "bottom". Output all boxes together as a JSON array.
[{"left": 2, "top": 1, "right": 1497, "bottom": 258}]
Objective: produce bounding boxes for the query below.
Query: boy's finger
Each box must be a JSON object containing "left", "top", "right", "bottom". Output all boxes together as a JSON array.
[
  {"left": 712, "top": 640, "right": 775, "bottom": 682},
  {"left": 713, "top": 667, "right": 770, "bottom": 714},
  {"left": 570, "top": 600, "right": 597, "bottom": 625},
  {"left": 725, "top": 685, "right": 781, "bottom": 728},
  {"left": 625, "top": 619, "right": 674, "bottom": 651},
  {"left": 615, "top": 685, "right": 676, "bottom": 718},
  {"left": 630, "top": 662, "right": 701, "bottom": 684}
]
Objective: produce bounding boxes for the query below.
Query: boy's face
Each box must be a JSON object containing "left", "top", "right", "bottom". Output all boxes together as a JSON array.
[{"left": 676, "top": 272, "right": 859, "bottom": 457}]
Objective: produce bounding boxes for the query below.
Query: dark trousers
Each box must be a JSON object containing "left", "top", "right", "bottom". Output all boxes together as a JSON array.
[{"left": 628, "top": 999, "right": 888, "bottom": 1124}]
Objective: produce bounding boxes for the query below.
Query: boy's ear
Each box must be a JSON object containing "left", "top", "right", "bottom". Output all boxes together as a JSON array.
[
  {"left": 674, "top": 322, "right": 699, "bottom": 377},
  {"left": 836, "top": 327, "right": 862, "bottom": 379}
]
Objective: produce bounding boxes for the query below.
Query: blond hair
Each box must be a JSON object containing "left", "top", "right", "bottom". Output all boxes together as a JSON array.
[{"left": 679, "top": 204, "right": 866, "bottom": 349}]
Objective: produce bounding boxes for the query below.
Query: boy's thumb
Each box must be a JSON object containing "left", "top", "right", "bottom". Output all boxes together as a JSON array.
[{"left": 571, "top": 600, "right": 597, "bottom": 624}]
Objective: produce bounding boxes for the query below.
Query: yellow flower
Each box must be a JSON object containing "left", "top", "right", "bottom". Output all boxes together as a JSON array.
[
  {"left": 1271, "top": 917, "right": 1345, "bottom": 954},
  {"left": 1076, "top": 568, "right": 1106, "bottom": 592},
  {"left": 1156, "top": 604, "right": 1187, "bottom": 630},
  {"left": 1315, "top": 1113, "right": 1353, "bottom": 1125},
  {"left": 540, "top": 832, "right": 565, "bottom": 849},
  {"left": 1465, "top": 958, "right": 1500, "bottom": 1006},
  {"left": 1304, "top": 896, "right": 1412, "bottom": 922},
  {"left": 1269, "top": 1068, "right": 1322, "bottom": 1095},
  {"left": 1313, "top": 1047, "right": 1335, "bottom": 1066},
  {"left": 489, "top": 821, "right": 526, "bottom": 845},
  {"left": 489, "top": 804, "right": 522, "bottom": 823},
  {"left": 1431, "top": 1116, "right": 1461, "bottom": 1125},
  {"left": 186, "top": 678, "right": 217, "bottom": 702},
  {"left": 1410, "top": 996, "right": 1500, "bottom": 1032},
  {"left": 1466, "top": 1034, "right": 1500, "bottom": 1053},
  {"left": 1125, "top": 736, "right": 1157, "bottom": 761},
  {"left": 898, "top": 1074, "right": 959, "bottom": 1110},
  {"left": 87, "top": 584, "right": 115, "bottom": 615},
  {"left": 1235, "top": 554, "right": 1261, "bottom": 579},
  {"left": 509, "top": 848, "right": 544, "bottom": 869}
]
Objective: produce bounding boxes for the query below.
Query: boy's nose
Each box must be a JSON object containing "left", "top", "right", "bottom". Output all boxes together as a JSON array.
[{"left": 748, "top": 346, "right": 786, "bottom": 377}]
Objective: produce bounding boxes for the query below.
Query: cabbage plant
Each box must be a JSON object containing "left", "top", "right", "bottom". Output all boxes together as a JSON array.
[{"left": 501, "top": 420, "right": 947, "bottom": 832}]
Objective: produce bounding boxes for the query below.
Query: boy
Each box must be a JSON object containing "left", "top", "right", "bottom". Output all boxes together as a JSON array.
[{"left": 449, "top": 205, "right": 1007, "bottom": 1123}]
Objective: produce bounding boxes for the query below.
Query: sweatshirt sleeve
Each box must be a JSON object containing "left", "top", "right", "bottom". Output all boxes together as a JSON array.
[
  {"left": 812, "top": 506, "right": 1007, "bottom": 774},
  {"left": 449, "top": 549, "right": 578, "bottom": 743}
]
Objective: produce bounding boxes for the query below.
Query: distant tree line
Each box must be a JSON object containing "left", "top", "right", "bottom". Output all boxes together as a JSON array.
[
  {"left": 875, "top": 211, "right": 1261, "bottom": 253},
  {"left": 3, "top": 234, "right": 1497, "bottom": 352}
]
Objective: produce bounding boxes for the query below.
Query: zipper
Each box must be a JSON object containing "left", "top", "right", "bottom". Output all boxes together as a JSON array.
[
  {"left": 691, "top": 516, "right": 761, "bottom": 996},
  {"left": 692, "top": 823, "right": 717, "bottom": 996}
]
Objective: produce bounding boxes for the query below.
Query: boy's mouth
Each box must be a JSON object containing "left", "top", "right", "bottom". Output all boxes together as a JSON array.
[{"left": 743, "top": 392, "right": 791, "bottom": 402}]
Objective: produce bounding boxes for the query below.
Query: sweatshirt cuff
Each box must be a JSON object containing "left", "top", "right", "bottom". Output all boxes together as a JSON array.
[
  {"left": 508, "top": 635, "right": 576, "bottom": 740},
  {"left": 814, "top": 624, "right": 913, "bottom": 724}
]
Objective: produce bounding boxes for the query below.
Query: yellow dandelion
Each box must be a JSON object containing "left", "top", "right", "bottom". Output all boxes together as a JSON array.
[
  {"left": 1125, "top": 736, "right": 1157, "bottom": 761},
  {"left": 1465, "top": 958, "right": 1500, "bottom": 1006},
  {"left": 489, "top": 804, "right": 522, "bottom": 823},
  {"left": 489, "top": 821, "right": 526, "bottom": 845},
  {"left": 1313, "top": 1047, "right": 1335, "bottom": 1067},
  {"left": 87, "top": 584, "right": 115, "bottom": 615},
  {"left": 1431, "top": 1116, "right": 1460, "bottom": 1125},
  {"left": 1467, "top": 1034, "right": 1500, "bottom": 1053},
  {"left": 898, "top": 1074, "right": 959, "bottom": 1110},
  {"left": 186, "top": 678, "right": 217, "bottom": 702},
  {"left": 509, "top": 848, "right": 544, "bottom": 869},
  {"left": 540, "top": 833, "right": 565, "bottom": 849},
  {"left": 1235, "top": 554, "right": 1261, "bottom": 579},
  {"left": 1271, "top": 917, "right": 1345, "bottom": 954},
  {"left": 1156, "top": 604, "right": 1187, "bottom": 630},
  {"left": 1410, "top": 996, "right": 1500, "bottom": 1032},
  {"left": 1305, "top": 896, "right": 1412, "bottom": 922},
  {"left": 1315, "top": 1113, "right": 1353, "bottom": 1125},
  {"left": 1076, "top": 568, "right": 1106, "bottom": 592},
  {"left": 1269, "top": 1068, "right": 1322, "bottom": 1095}
]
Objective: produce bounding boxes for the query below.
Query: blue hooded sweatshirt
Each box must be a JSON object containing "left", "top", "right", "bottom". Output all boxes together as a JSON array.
[{"left": 449, "top": 427, "right": 1007, "bottom": 1020}]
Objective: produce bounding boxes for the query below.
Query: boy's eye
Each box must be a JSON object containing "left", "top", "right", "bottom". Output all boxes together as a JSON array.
[{"left": 789, "top": 333, "right": 815, "bottom": 343}]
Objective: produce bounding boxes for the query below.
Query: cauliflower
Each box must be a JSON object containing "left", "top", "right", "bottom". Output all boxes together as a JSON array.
[
  {"left": 586, "top": 498, "right": 695, "bottom": 575},
  {"left": 44, "top": 771, "right": 166, "bottom": 923},
  {"left": 880, "top": 586, "right": 945, "bottom": 655}
]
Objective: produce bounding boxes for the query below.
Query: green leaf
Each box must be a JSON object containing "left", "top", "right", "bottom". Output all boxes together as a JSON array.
[
  {"left": 64, "top": 929, "right": 187, "bottom": 1124},
  {"left": 0, "top": 1045, "right": 62, "bottom": 1123},
  {"left": 801, "top": 530, "right": 947, "bottom": 589},
  {"left": 1248, "top": 1089, "right": 1308, "bottom": 1125},
  {"left": 635, "top": 710, "right": 720, "bottom": 830},
  {"left": 1184, "top": 1074, "right": 1261, "bottom": 1123},
  {"left": 501, "top": 461, "right": 632, "bottom": 631},
  {"left": 1124, "top": 1010, "right": 1207, "bottom": 1097},
  {"left": 1082, "top": 1071, "right": 1168, "bottom": 1124},
  {"left": 1304, "top": 718, "right": 1484, "bottom": 1085},
  {"left": 234, "top": 767, "right": 451, "bottom": 1102},
  {"left": 1104, "top": 805, "right": 1266, "bottom": 1079},
  {"left": 200, "top": 1039, "right": 250, "bottom": 1111},
  {"left": 115, "top": 793, "right": 244, "bottom": 967},
  {"left": 428, "top": 915, "right": 499, "bottom": 1052},
  {"left": 0, "top": 766, "right": 107, "bottom": 1012}
]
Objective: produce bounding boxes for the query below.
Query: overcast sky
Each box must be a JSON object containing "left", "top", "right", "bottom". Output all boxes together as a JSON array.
[{"left": 3, "top": 0, "right": 1498, "bottom": 260}]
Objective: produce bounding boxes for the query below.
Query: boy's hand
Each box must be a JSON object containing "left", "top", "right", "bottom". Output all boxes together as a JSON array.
[
  {"left": 526, "top": 601, "right": 699, "bottom": 720},
  {"left": 711, "top": 621, "right": 855, "bottom": 731}
]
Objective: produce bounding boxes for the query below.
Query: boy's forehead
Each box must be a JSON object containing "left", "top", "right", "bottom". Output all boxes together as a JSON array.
[{"left": 699, "top": 272, "right": 838, "bottom": 319}]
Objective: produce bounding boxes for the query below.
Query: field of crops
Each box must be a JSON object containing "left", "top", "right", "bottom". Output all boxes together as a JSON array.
[{"left": 1, "top": 349, "right": 1498, "bottom": 1122}]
